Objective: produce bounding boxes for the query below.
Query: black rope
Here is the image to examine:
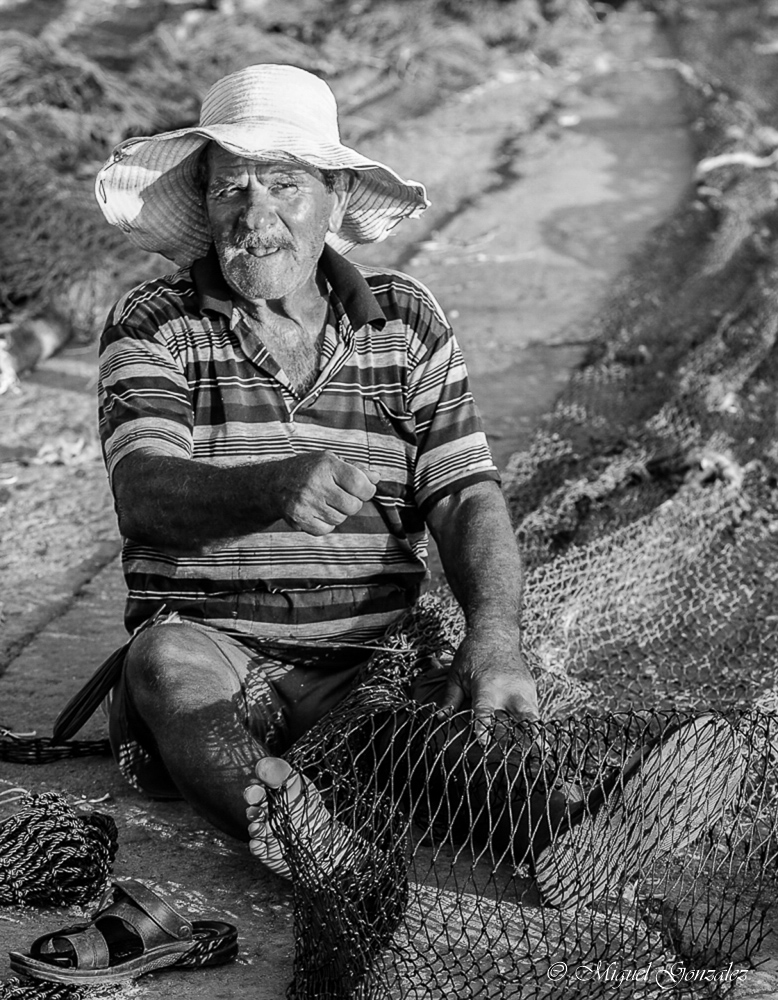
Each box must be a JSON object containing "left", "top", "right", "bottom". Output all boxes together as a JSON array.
[{"left": 0, "top": 730, "right": 111, "bottom": 764}]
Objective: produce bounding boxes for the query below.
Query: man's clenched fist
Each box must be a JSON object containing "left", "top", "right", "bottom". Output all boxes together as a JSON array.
[{"left": 276, "top": 451, "right": 380, "bottom": 535}]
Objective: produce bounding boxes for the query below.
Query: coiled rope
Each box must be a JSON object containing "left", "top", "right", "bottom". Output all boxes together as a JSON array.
[{"left": 0, "top": 790, "right": 117, "bottom": 908}]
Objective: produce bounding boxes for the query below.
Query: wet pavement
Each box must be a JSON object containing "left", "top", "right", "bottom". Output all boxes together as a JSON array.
[{"left": 0, "top": 8, "right": 697, "bottom": 998}]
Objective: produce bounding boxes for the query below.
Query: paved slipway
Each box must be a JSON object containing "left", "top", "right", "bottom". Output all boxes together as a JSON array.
[{"left": 0, "top": 9, "right": 698, "bottom": 999}]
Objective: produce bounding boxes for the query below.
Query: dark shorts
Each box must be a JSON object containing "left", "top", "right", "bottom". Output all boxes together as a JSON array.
[{"left": 107, "top": 613, "right": 383, "bottom": 799}]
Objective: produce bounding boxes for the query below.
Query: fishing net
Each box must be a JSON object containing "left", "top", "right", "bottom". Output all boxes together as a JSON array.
[
  {"left": 0, "top": 980, "right": 127, "bottom": 1000},
  {"left": 0, "top": 29, "right": 166, "bottom": 329},
  {"left": 256, "top": 5, "right": 778, "bottom": 997},
  {"left": 0, "top": 0, "right": 577, "bottom": 334},
  {"left": 253, "top": 601, "right": 776, "bottom": 999}
]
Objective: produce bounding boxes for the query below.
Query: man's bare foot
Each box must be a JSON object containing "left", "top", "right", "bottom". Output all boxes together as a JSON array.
[{"left": 244, "top": 757, "right": 370, "bottom": 879}]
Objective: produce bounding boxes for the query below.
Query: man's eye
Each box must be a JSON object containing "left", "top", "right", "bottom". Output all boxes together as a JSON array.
[
  {"left": 210, "top": 185, "right": 241, "bottom": 198},
  {"left": 272, "top": 182, "right": 297, "bottom": 193}
]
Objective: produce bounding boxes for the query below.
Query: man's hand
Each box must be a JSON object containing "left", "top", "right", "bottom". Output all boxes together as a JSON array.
[
  {"left": 439, "top": 623, "right": 540, "bottom": 733},
  {"left": 277, "top": 451, "right": 380, "bottom": 536}
]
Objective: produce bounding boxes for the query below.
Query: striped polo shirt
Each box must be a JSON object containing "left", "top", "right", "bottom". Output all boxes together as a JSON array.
[{"left": 99, "top": 245, "right": 499, "bottom": 640}]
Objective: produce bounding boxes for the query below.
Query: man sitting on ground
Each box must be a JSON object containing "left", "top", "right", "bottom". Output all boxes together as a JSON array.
[
  {"left": 83, "top": 63, "right": 739, "bottom": 905},
  {"left": 92, "top": 62, "right": 536, "bottom": 832}
]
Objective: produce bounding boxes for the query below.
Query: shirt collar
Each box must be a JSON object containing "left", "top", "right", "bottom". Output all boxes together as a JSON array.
[{"left": 191, "top": 243, "right": 386, "bottom": 331}]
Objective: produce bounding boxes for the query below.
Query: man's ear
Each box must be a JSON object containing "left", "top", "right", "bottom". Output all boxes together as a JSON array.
[{"left": 327, "top": 171, "right": 353, "bottom": 234}]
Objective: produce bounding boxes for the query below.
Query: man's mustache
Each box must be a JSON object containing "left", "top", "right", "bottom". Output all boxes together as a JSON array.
[{"left": 232, "top": 236, "right": 295, "bottom": 253}]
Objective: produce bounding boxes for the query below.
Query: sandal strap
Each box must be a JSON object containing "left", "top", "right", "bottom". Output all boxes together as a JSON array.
[
  {"left": 108, "top": 879, "right": 193, "bottom": 943},
  {"left": 96, "top": 900, "right": 180, "bottom": 952},
  {"left": 41, "top": 925, "right": 111, "bottom": 970}
]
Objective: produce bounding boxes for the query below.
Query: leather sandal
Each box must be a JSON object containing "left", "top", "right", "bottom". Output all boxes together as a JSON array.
[{"left": 8, "top": 878, "right": 238, "bottom": 985}]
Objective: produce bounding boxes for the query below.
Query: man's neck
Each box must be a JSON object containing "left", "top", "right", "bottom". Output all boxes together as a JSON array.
[
  {"left": 235, "top": 268, "right": 328, "bottom": 338},
  {"left": 236, "top": 269, "right": 331, "bottom": 396}
]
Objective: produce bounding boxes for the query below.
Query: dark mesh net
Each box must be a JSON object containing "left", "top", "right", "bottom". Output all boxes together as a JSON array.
[
  {"left": 261, "top": 600, "right": 776, "bottom": 998},
  {"left": 262, "top": 12, "right": 778, "bottom": 997}
]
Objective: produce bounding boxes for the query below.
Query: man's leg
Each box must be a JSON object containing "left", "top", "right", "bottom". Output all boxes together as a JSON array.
[
  {"left": 338, "top": 662, "right": 571, "bottom": 870},
  {"left": 256, "top": 658, "right": 570, "bottom": 871},
  {"left": 110, "top": 621, "right": 274, "bottom": 840},
  {"left": 240, "top": 652, "right": 372, "bottom": 873},
  {"left": 534, "top": 714, "right": 747, "bottom": 908},
  {"left": 400, "top": 664, "right": 571, "bottom": 866},
  {"left": 112, "top": 619, "right": 370, "bottom": 858}
]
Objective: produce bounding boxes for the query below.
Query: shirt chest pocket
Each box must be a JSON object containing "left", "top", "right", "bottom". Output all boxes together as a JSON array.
[{"left": 363, "top": 395, "right": 416, "bottom": 502}]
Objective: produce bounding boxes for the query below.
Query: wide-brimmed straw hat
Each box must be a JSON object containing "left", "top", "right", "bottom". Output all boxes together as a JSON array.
[{"left": 95, "top": 63, "right": 430, "bottom": 265}]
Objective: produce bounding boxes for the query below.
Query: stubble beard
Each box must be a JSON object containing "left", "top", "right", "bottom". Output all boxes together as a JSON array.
[{"left": 214, "top": 237, "right": 316, "bottom": 303}]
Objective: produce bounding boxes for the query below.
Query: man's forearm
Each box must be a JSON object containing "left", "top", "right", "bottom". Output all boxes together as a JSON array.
[
  {"left": 427, "top": 481, "right": 538, "bottom": 720},
  {"left": 113, "top": 450, "right": 288, "bottom": 550},
  {"left": 113, "top": 447, "right": 380, "bottom": 550},
  {"left": 427, "top": 481, "right": 523, "bottom": 629}
]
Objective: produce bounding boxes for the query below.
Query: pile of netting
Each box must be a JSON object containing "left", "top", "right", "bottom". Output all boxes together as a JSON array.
[
  {"left": 264, "top": 3, "right": 778, "bottom": 996},
  {"left": 0, "top": 0, "right": 573, "bottom": 335},
  {"left": 0, "top": 980, "right": 125, "bottom": 1000}
]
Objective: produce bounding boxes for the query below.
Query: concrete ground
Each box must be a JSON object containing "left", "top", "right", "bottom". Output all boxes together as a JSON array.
[{"left": 0, "top": 9, "right": 698, "bottom": 999}]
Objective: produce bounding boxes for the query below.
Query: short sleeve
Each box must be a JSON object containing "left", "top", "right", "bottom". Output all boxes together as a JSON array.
[
  {"left": 407, "top": 305, "right": 500, "bottom": 514},
  {"left": 99, "top": 313, "right": 193, "bottom": 487}
]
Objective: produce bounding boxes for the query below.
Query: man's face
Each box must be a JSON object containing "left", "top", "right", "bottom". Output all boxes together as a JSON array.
[{"left": 204, "top": 146, "right": 349, "bottom": 303}]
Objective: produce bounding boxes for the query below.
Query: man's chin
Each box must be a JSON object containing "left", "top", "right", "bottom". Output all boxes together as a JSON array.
[{"left": 221, "top": 253, "right": 300, "bottom": 303}]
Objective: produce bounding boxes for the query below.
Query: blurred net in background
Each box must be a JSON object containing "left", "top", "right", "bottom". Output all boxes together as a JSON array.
[
  {"left": 260, "top": 2, "right": 778, "bottom": 995},
  {"left": 0, "top": 0, "right": 573, "bottom": 338}
]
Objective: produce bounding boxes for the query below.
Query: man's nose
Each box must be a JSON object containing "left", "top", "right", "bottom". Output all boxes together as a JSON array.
[{"left": 242, "top": 187, "right": 277, "bottom": 230}]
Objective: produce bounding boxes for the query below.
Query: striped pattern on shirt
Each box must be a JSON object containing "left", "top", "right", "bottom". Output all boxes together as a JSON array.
[{"left": 99, "top": 245, "right": 499, "bottom": 639}]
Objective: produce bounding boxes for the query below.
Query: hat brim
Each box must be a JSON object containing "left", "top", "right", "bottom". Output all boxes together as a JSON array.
[{"left": 95, "top": 121, "right": 429, "bottom": 265}]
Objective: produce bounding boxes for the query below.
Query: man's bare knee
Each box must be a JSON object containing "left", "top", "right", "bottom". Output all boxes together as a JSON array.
[{"left": 125, "top": 623, "right": 237, "bottom": 711}]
